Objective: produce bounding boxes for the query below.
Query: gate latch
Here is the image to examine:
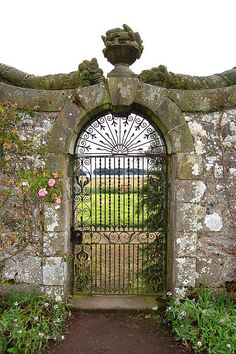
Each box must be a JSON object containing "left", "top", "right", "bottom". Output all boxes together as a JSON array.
[{"left": 71, "top": 228, "right": 83, "bottom": 245}]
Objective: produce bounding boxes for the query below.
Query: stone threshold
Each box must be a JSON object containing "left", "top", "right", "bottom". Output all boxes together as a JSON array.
[{"left": 70, "top": 295, "right": 166, "bottom": 311}]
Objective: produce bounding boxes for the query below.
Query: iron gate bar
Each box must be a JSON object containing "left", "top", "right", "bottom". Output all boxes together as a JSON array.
[{"left": 72, "top": 112, "right": 167, "bottom": 295}]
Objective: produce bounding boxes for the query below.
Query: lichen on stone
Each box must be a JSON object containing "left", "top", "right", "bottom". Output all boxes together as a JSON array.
[
  {"left": 138, "top": 66, "right": 236, "bottom": 89},
  {"left": 0, "top": 58, "right": 104, "bottom": 89},
  {"left": 102, "top": 24, "right": 144, "bottom": 58}
]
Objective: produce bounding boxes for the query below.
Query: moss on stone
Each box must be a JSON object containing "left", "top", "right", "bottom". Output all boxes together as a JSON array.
[
  {"left": 139, "top": 66, "right": 236, "bottom": 90},
  {"left": 0, "top": 59, "right": 104, "bottom": 90}
]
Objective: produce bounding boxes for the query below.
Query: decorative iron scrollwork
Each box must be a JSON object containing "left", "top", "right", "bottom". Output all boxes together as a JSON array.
[
  {"left": 75, "top": 113, "right": 166, "bottom": 156},
  {"left": 72, "top": 112, "right": 167, "bottom": 295}
]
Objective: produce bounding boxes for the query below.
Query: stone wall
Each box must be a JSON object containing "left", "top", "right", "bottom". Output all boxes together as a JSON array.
[{"left": 0, "top": 74, "right": 235, "bottom": 298}]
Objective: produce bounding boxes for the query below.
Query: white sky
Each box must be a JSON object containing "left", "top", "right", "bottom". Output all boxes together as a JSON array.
[{"left": 1, "top": 0, "right": 235, "bottom": 77}]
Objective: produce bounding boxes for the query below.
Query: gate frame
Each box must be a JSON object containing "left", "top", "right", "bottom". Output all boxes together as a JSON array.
[
  {"left": 47, "top": 78, "right": 195, "bottom": 296},
  {"left": 72, "top": 112, "right": 168, "bottom": 295}
]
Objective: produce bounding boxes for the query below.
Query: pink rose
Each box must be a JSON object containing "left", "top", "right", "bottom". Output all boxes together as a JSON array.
[
  {"left": 38, "top": 188, "right": 48, "bottom": 197},
  {"left": 48, "top": 179, "right": 56, "bottom": 187},
  {"left": 55, "top": 197, "right": 61, "bottom": 204}
]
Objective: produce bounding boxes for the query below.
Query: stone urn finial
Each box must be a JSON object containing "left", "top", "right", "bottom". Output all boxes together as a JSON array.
[{"left": 102, "top": 24, "right": 144, "bottom": 77}]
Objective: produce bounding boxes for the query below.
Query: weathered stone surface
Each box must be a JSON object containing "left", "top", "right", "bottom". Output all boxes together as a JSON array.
[
  {"left": 176, "top": 154, "right": 204, "bottom": 179},
  {"left": 196, "top": 254, "right": 235, "bottom": 287},
  {"left": 47, "top": 121, "right": 73, "bottom": 154},
  {"left": 176, "top": 180, "right": 206, "bottom": 203},
  {"left": 43, "top": 231, "right": 66, "bottom": 256},
  {"left": 47, "top": 101, "right": 86, "bottom": 154},
  {"left": 167, "top": 85, "right": 236, "bottom": 112},
  {"left": 165, "top": 123, "right": 194, "bottom": 153},
  {"left": 43, "top": 257, "right": 64, "bottom": 286},
  {"left": 134, "top": 82, "right": 167, "bottom": 115},
  {"left": 156, "top": 97, "right": 186, "bottom": 131},
  {"left": 44, "top": 286, "right": 64, "bottom": 298},
  {"left": 108, "top": 77, "right": 139, "bottom": 107},
  {"left": 175, "top": 257, "right": 196, "bottom": 287},
  {"left": 2, "top": 255, "right": 42, "bottom": 285},
  {"left": 0, "top": 82, "right": 73, "bottom": 111},
  {"left": 176, "top": 203, "right": 205, "bottom": 232},
  {"left": 0, "top": 284, "right": 42, "bottom": 296},
  {"left": 45, "top": 153, "right": 71, "bottom": 174},
  {"left": 44, "top": 204, "right": 70, "bottom": 232},
  {"left": 175, "top": 232, "right": 198, "bottom": 257},
  {"left": 75, "top": 81, "right": 110, "bottom": 113}
]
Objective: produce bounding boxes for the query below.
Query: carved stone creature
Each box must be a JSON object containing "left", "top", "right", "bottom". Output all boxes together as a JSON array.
[{"left": 0, "top": 58, "right": 104, "bottom": 89}]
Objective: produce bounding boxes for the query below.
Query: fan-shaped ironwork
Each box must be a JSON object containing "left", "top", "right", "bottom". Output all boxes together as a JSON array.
[{"left": 75, "top": 113, "right": 166, "bottom": 156}]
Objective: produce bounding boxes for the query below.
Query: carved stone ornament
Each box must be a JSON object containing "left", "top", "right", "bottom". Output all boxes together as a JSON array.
[{"left": 102, "top": 24, "right": 144, "bottom": 77}]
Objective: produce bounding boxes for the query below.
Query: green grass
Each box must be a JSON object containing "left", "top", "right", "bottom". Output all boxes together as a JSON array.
[{"left": 77, "top": 192, "right": 147, "bottom": 228}]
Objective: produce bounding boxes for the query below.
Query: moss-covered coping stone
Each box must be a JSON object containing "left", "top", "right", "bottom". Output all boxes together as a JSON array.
[
  {"left": 1, "top": 76, "right": 235, "bottom": 114},
  {"left": 139, "top": 65, "right": 236, "bottom": 89},
  {"left": 0, "top": 58, "right": 104, "bottom": 89}
]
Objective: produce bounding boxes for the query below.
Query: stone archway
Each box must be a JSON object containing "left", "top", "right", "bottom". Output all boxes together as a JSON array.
[{"left": 47, "top": 78, "right": 195, "bottom": 296}]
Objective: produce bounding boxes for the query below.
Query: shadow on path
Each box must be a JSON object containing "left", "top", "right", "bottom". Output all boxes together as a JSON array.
[{"left": 45, "top": 312, "right": 195, "bottom": 354}]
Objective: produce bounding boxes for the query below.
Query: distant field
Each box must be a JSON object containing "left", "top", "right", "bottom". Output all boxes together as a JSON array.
[
  {"left": 76, "top": 191, "right": 148, "bottom": 228},
  {"left": 87, "top": 176, "right": 147, "bottom": 192}
]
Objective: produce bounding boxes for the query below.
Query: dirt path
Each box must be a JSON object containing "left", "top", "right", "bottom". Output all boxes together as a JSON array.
[{"left": 45, "top": 312, "right": 195, "bottom": 354}]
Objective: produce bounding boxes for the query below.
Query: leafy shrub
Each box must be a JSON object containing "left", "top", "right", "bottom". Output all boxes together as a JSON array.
[
  {"left": 165, "top": 287, "right": 236, "bottom": 353},
  {"left": 0, "top": 293, "right": 69, "bottom": 354}
]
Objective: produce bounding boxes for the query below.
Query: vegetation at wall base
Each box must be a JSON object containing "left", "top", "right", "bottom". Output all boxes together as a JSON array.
[
  {"left": 0, "top": 293, "right": 69, "bottom": 354},
  {"left": 164, "top": 287, "right": 236, "bottom": 354}
]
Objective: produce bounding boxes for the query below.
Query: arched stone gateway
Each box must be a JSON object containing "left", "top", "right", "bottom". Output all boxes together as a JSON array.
[
  {"left": 0, "top": 25, "right": 235, "bottom": 299},
  {"left": 45, "top": 77, "right": 197, "bottom": 297},
  {"left": 72, "top": 112, "right": 167, "bottom": 295}
]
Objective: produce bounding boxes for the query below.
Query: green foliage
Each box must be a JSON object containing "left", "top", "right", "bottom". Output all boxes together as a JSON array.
[
  {"left": 19, "top": 169, "right": 63, "bottom": 204},
  {"left": 165, "top": 287, "right": 236, "bottom": 353},
  {"left": 0, "top": 293, "right": 69, "bottom": 354},
  {"left": 137, "top": 161, "right": 166, "bottom": 292}
]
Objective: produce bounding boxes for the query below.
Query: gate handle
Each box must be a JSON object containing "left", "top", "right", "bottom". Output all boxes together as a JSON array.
[{"left": 71, "top": 228, "right": 83, "bottom": 245}]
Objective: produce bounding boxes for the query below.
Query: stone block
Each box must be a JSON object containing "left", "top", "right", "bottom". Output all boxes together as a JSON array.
[
  {"left": 108, "top": 77, "right": 139, "bottom": 107},
  {"left": 175, "top": 257, "right": 196, "bottom": 287},
  {"left": 43, "top": 257, "right": 64, "bottom": 286},
  {"left": 176, "top": 202, "right": 205, "bottom": 232},
  {"left": 0, "top": 284, "right": 42, "bottom": 296},
  {"left": 0, "top": 82, "right": 72, "bottom": 111},
  {"left": 47, "top": 120, "right": 74, "bottom": 154},
  {"left": 155, "top": 97, "right": 186, "bottom": 131},
  {"left": 175, "top": 232, "right": 198, "bottom": 257},
  {"left": 134, "top": 82, "right": 167, "bottom": 115},
  {"left": 167, "top": 86, "right": 236, "bottom": 112},
  {"left": 44, "top": 286, "right": 64, "bottom": 299},
  {"left": 165, "top": 123, "right": 194, "bottom": 153},
  {"left": 2, "top": 255, "right": 42, "bottom": 285},
  {"left": 196, "top": 254, "right": 236, "bottom": 287},
  {"left": 176, "top": 154, "right": 203, "bottom": 179},
  {"left": 43, "top": 231, "right": 66, "bottom": 256},
  {"left": 45, "top": 153, "right": 71, "bottom": 174},
  {"left": 44, "top": 204, "right": 70, "bottom": 232},
  {"left": 176, "top": 180, "right": 206, "bottom": 203},
  {"left": 76, "top": 81, "right": 111, "bottom": 112},
  {"left": 59, "top": 101, "right": 85, "bottom": 131}
]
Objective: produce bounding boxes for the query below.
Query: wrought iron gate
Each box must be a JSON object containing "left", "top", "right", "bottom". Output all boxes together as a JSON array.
[{"left": 72, "top": 113, "right": 167, "bottom": 295}]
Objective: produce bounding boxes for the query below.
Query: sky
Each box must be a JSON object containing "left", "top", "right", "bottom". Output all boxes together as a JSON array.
[{"left": 0, "top": 0, "right": 235, "bottom": 77}]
